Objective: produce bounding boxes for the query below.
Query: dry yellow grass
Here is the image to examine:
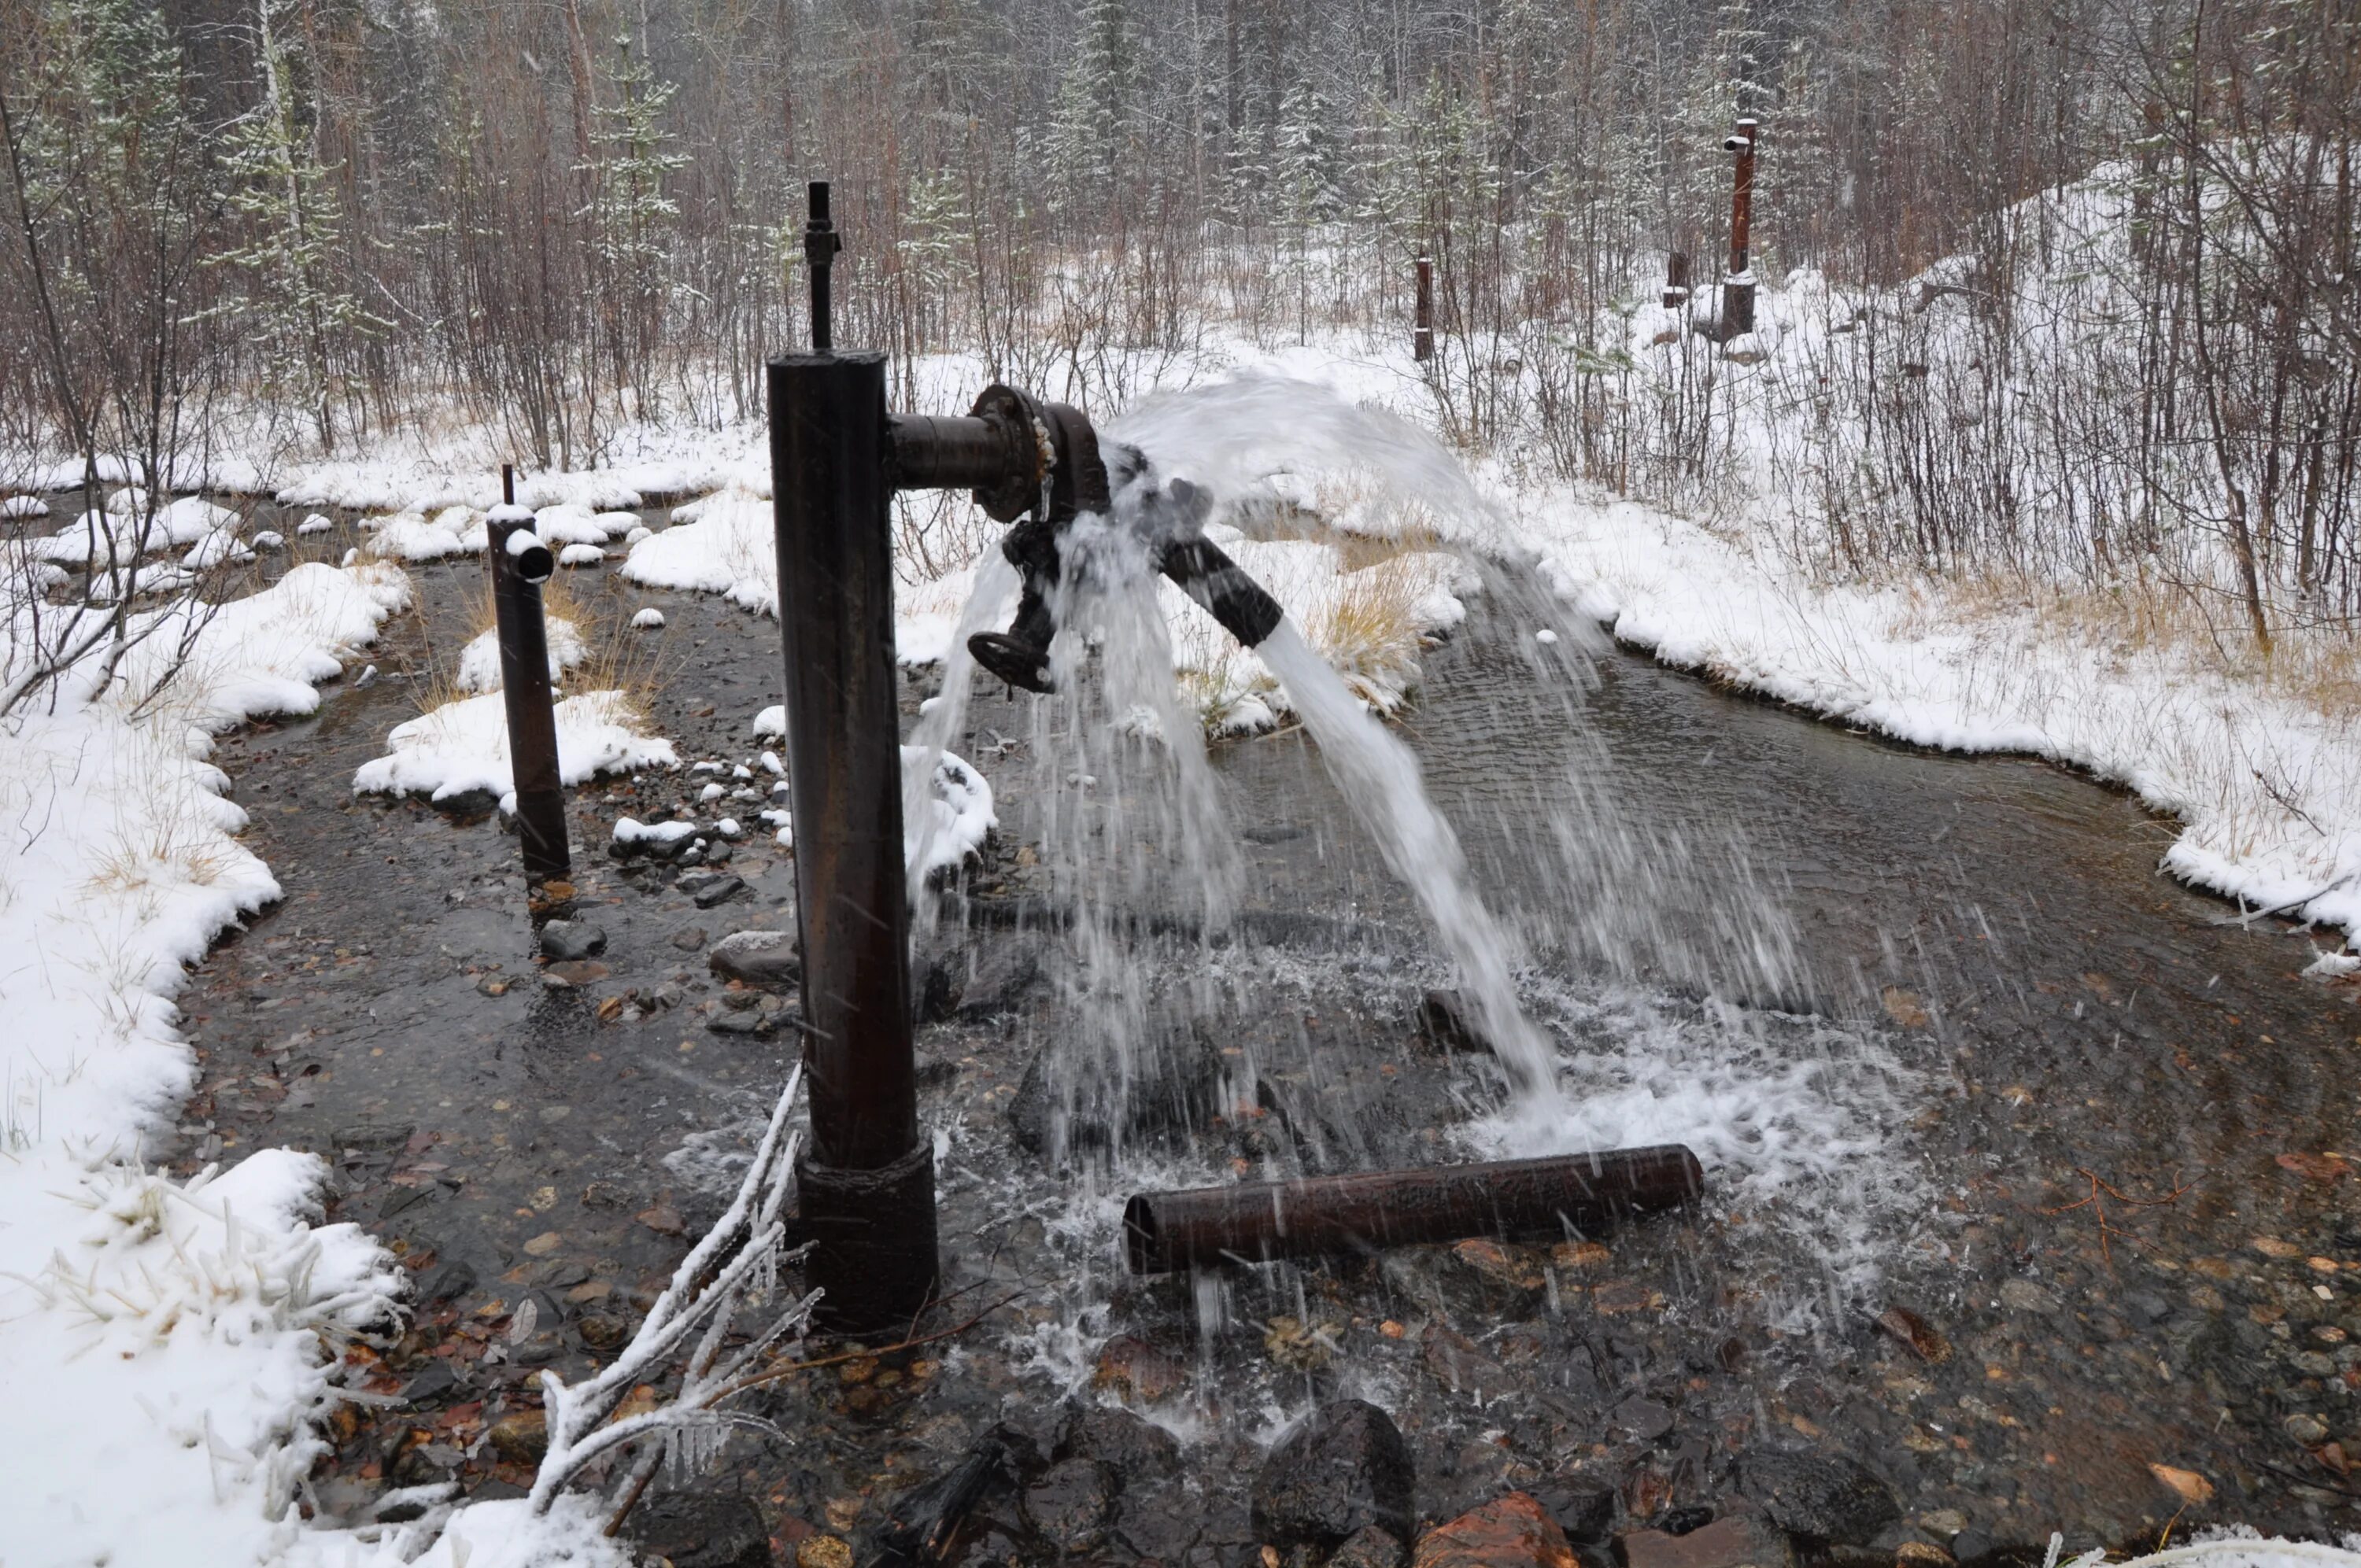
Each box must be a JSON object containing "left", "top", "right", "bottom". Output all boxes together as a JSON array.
[{"left": 1886, "top": 569, "right": 2361, "bottom": 722}]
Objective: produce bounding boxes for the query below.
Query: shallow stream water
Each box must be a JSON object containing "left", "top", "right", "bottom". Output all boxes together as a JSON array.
[{"left": 24, "top": 487, "right": 2356, "bottom": 1561}]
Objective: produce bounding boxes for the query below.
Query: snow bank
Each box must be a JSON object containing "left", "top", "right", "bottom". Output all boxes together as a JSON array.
[
  {"left": 0, "top": 561, "right": 422, "bottom": 1564},
  {"left": 357, "top": 506, "right": 485, "bottom": 563},
  {"left": 1529, "top": 492, "right": 2361, "bottom": 942},
  {"left": 33, "top": 496, "right": 241, "bottom": 564},
  {"left": 354, "top": 688, "right": 677, "bottom": 808},
  {"left": 619, "top": 488, "right": 779, "bottom": 614},
  {"left": 266, "top": 419, "right": 765, "bottom": 516}
]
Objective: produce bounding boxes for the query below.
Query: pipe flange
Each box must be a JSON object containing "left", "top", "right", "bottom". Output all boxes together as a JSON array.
[{"left": 967, "top": 384, "right": 1047, "bottom": 522}]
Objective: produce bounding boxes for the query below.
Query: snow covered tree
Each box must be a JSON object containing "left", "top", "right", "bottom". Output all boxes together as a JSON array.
[
  {"left": 581, "top": 32, "right": 687, "bottom": 400},
  {"left": 1273, "top": 79, "right": 1342, "bottom": 338},
  {"left": 1044, "top": 0, "right": 1139, "bottom": 219},
  {"left": 212, "top": 0, "right": 379, "bottom": 452}
]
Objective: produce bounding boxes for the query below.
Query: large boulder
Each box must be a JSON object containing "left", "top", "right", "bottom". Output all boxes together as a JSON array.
[
  {"left": 624, "top": 1492, "right": 772, "bottom": 1568},
  {"left": 1251, "top": 1398, "right": 1415, "bottom": 1551},
  {"left": 1020, "top": 1457, "right": 1120, "bottom": 1554},
  {"left": 708, "top": 928, "right": 799, "bottom": 987},
  {"left": 1734, "top": 1452, "right": 1901, "bottom": 1546}
]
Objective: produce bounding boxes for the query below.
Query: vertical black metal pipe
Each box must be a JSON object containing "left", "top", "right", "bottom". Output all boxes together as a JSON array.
[
  {"left": 805, "top": 181, "right": 839, "bottom": 354},
  {"left": 768, "top": 349, "right": 937, "bottom": 1334},
  {"left": 486, "top": 486, "right": 568, "bottom": 884}
]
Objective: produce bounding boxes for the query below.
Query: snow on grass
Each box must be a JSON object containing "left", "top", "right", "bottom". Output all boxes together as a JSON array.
[
  {"left": 0, "top": 560, "right": 424, "bottom": 1564},
  {"left": 356, "top": 506, "right": 485, "bottom": 563},
  {"left": 353, "top": 688, "right": 677, "bottom": 810},
  {"left": 452, "top": 617, "right": 587, "bottom": 693},
  {"left": 619, "top": 487, "right": 779, "bottom": 615},
  {"left": 33, "top": 496, "right": 242, "bottom": 564}
]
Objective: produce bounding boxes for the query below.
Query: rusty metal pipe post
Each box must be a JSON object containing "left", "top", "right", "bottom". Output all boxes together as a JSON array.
[
  {"left": 1122, "top": 1146, "right": 1704, "bottom": 1274},
  {"left": 1723, "top": 119, "right": 1759, "bottom": 337},
  {"left": 1413, "top": 255, "right": 1435, "bottom": 362},
  {"left": 486, "top": 466, "right": 567, "bottom": 884},
  {"left": 768, "top": 195, "right": 937, "bottom": 1332}
]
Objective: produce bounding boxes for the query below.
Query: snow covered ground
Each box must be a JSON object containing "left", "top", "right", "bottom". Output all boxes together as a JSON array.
[{"left": 0, "top": 561, "right": 437, "bottom": 1562}]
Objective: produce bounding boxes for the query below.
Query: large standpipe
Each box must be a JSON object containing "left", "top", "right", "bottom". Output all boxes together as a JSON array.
[
  {"left": 768, "top": 194, "right": 935, "bottom": 1336},
  {"left": 767, "top": 179, "right": 1295, "bottom": 1332}
]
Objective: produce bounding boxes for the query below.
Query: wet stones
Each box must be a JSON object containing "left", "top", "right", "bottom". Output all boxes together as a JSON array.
[
  {"left": 487, "top": 1408, "right": 548, "bottom": 1464},
  {"left": 1251, "top": 1398, "right": 1415, "bottom": 1552},
  {"left": 1733, "top": 1452, "right": 1901, "bottom": 1546},
  {"left": 538, "top": 920, "right": 606, "bottom": 961},
  {"left": 1021, "top": 1457, "right": 1121, "bottom": 1553},
  {"left": 334, "top": 1121, "right": 415, "bottom": 1153},
  {"left": 690, "top": 873, "right": 748, "bottom": 909},
  {"left": 1616, "top": 1513, "right": 1794, "bottom": 1568},
  {"left": 625, "top": 1492, "right": 774, "bottom": 1568},
  {"left": 1055, "top": 1403, "right": 1181, "bottom": 1479},
  {"left": 1608, "top": 1395, "right": 1676, "bottom": 1445},
  {"left": 1091, "top": 1333, "right": 1188, "bottom": 1404},
  {"left": 1532, "top": 1478, "right": 1618, "bottom": 1542},
  {"left": 1421, "top": 1323, "right": 1511, "bottom": 1400},
  {"left": 1332, "top": 1526, "right": 1412, "bottom": 1568},
  {"left": 708, "top": 929, "right": 799, "bottom": 987}
]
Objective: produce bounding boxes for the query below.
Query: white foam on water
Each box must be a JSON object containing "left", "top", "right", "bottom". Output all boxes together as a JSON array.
[{"left": 1462, "top": 982, "right": 1925, "bottom": 1289}]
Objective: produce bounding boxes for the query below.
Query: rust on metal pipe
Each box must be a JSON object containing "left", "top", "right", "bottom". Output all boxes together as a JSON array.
[
  {"left": 1122, "top": 1146, "right": 1704, "bottom": 1275},
  {"left": 1413, "top": 255, "right": 1435, "bottom": 362}
]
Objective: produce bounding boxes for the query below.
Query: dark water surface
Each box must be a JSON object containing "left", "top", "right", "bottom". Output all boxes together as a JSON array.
[{"left": 151, "top": 517, "right": 2361, "bottom": 1562}]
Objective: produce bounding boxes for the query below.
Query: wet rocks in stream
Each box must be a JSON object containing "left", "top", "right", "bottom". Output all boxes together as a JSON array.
[
  {"left": 1732, "top": 1451, "right": 1901, "bottom": 1546},
  {"left": 1007, "top": 1024, "right": 1223, "bottom": 1157},
  {"left": 1416, "top": 1492, "right": 1577, "bottom": 1568},
  {"left": 537, "top": 919, "right": 606, "bottom": 961},
  {"left": 1020, "top": 1457, "right": 1122, "bottom": 1553},
  {"left": 1252, "top": 1398, "right": 1416, "bottom": 1553},
  {"left": 709, "top": 928, "right": 800, "bottom": 986},
  {"left": 623, "top": 1492, "right": 774, "bottom": 1568}
]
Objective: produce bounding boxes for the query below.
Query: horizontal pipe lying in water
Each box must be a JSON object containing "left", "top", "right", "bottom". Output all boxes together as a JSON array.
[{"left": 1121, "top": 1146, "right": 1704, "bottom": 1275}]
